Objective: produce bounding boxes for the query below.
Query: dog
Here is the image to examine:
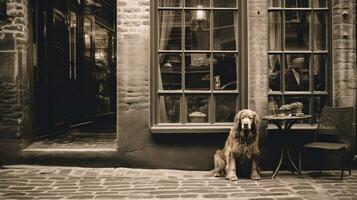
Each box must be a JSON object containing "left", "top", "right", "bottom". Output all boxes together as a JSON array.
[{"left": 213, "top": 109, "right": 261, "bottom": 181}]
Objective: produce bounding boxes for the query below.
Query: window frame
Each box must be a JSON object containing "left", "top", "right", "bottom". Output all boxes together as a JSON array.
[
  {"left": 150, "top": 0, "right": 248, "bottom": 133},
  {"left": 267, "top": 0, "right": 332, "bottom": 123}
]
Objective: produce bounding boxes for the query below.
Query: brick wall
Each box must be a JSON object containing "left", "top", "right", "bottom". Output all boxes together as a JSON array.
[
  {"left": 332, "top": 0, "right": 356, "bottom": 108},
  {"left": 248, "top": 0, "right": 269, "bottom": 115},
  {"left": 0, "top": 0, "right": 29, "bottom": 142}
]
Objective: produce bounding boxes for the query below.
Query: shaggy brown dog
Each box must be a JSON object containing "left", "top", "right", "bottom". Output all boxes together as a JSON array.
[{"left": 213, "top": 109, "right": 261, "bottom": 181}]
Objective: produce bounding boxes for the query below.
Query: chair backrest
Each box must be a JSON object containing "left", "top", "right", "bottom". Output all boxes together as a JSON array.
[{"left": 315, "top": 106, "right": 354, "bottom": 145}]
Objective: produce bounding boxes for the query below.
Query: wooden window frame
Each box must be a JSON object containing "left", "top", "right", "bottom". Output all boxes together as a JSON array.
[
  {"left": 267, "top": 0, "right": 332, "bottom": 123},
  {"left": 150, "top": 0, "right": 248, "bottom": 133}
]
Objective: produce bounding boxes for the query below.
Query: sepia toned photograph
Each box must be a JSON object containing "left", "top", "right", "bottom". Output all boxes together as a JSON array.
[{"left": 0, "top": 0, "right": 356, "bottom": 199}]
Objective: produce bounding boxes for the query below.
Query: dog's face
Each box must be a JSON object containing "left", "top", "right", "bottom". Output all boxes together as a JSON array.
[{"left": 234, "top": 109, "right": 260, "bottom": 139}]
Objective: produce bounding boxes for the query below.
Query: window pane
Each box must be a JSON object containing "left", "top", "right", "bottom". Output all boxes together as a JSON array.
[
  {"left": 269, "top": 0, "right": 282, "bottom": 7},
  {"left": 159, "top": 0, "right": 181, "bottom": 7},
  {"left": 159, "top": 53, "right": 182, "bottom": 90},
  {"left": 285, "top": 11, "right": 310, "bottom": 50},
  {"left": 268, "top": 12, "right": 282, "bottom": 51},
  {"left": 268, "top": 96, "right": 282, "bottom": 115},
  {"left": 213, "top": 53, "right": 237, "bottom": 90},
  {"left": 159, "top": 10, "right": 182, "bottom": 50},
  {"left": 313, "top": 11, "right": 327, "bottom": 50},
  {"left": 185, "top": 10, "right": 210, "bottom": 50},
  {"left": 313, "top": 54, "right": 327, "bottom": 91},
  {"left": 159, "top": 95, "right": 180, "bottom": 123},
  {"left": 312, "top": 0, "right": 327, "bottom": 8},
  {"left": 185, "top": 53, "right": 210, "bottom": 90},
  {"left": 185, "top": 0, "right": 209, "bottom": 7},
  {"left": 284, "top": 54, "right": 310, "bottom": 91},
  {"left": 215, "top": 95, "right": 237, "bottom": 122},
  {"left": 313, "top": 96, "right": 328, "bottom": 122},
  {"left": 269, "top": 54, "right": 282, "bottom": 91},
  {"left": 214, "top": 11, "right": 237, "bottom": 50},
  {"left": 285, "top": 0, "right": 310, "bottom": 8},
  {"left": 187, "top": 95, "right": 209, "bottom": 123},
  {"left": 213, "top": 0, "right": 236, "bottom": 8}
]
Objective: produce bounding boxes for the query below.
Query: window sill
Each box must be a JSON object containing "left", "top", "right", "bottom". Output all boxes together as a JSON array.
[
  {"left": 150, "top": 124, "right": 233, "bottom": 134},
  {"left": 267, "top": 123, "right": 318, "bottom": 130}
]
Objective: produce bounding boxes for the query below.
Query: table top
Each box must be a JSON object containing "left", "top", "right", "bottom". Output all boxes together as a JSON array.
[{"left": 262, "top": 115, "right": 312, "bottom": 121}]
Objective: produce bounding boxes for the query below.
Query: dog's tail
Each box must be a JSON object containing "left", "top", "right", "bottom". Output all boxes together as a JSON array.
[{"left": 212, "top": 149, "right": 226, "bottom": 177}]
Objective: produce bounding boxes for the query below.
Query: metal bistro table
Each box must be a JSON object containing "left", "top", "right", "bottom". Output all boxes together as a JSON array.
[{"left": 263, "top": 114, "right": 312, "bottom": 179}]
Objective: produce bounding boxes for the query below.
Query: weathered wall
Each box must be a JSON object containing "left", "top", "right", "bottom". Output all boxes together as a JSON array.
[{"left": 0, "top": 0, "right": 30, "bottom": 162}]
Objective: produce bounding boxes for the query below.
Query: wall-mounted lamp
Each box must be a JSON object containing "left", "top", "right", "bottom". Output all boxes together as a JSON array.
[{"left": 194, "top": 5, "right": 206, "bottom": 21}]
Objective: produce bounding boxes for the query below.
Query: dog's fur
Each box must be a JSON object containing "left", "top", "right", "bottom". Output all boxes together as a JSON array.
[{"left": 213, "top": 109, "right": 261, "bottom": 181}]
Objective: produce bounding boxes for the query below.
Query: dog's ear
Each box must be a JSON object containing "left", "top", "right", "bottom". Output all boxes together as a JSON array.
[
  {"left": 234, "top": 111, "right": 242, "bottom": 131},
  {"left": 252, "top": 112, "right": 261, "bottom": 134}
]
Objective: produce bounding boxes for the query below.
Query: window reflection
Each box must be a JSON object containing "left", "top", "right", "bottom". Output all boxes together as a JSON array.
[
  {"left": 159, "top": 53, "right": 182, "bottom": 90},
  {"left": 215, "top": 95, "right": 236, "bottom": 122},
  {"left": 185, "top": 0, "right": 210, "bottom": 7},
  {"left": 285, "top": 11, "right": 310, "bottom": 50},
  {"left": 185, "top": 53, "right": 210, "bottom": 90},
  {"left": 159, "top": 0, "right": 181, "bottom": 7},
  {"left": 313, "top": 0, "right": 327, "bottom": 7},
  {"left": 269, "top": 0, "right": 282, "bottom": 7},
  {"left": 285, "top": 54, "right": 310, "bottom": 91},
  {"left": 285, "top": 0, "right": 309, "bottom": 8},
  {"left": 159, "top": 95, "right": 180, "bottom": 123},
  {"left": 159, "top": 10, "right": 182, "bottom": 50},
  {"left": 214, "top": 11, "right": 237, "bottom": 50},
  {"left": 268, "top": 96, "right": 282, "bottom": 115},
  {"left": 185, "top": 10, "right": 210, "bottom": 50},
  {"left": 313, "top": 11, "right": 327, "bottom": 50},
  {"left": 313, "top": 55, "right": 326, "bottom": 91},
  {"left": 213, "top": 53, "right": 237, "bottom": 90},
  {"left": 268, "top": 54, "right": 282, "bottom": 91},
  {"left": 69, "top": 11, "right": 77, "bottom": 80},
  {"left": 213, "top": 0, "right": 235, "bottom": 8},
  {"left": 187, "top": 95, "right": 209, "bottom": 123},
  {"left": 268, "top": 12, "right": 282, "bottom": 51}
]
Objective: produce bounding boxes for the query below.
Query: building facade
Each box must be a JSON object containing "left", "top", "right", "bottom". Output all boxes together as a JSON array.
[{"left": 0, "top": 0, "right": 356, "bottom": 170}]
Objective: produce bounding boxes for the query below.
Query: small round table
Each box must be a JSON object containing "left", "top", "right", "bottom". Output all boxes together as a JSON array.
[{"left": 262, "top": 115, "right": 312, "bottom": 179}]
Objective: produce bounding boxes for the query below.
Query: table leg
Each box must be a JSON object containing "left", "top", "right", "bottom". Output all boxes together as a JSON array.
[
  {"left": 286, "top": 145, "right": 301, "bottom": 175},
  {"left": 272, "top": 146, "right": 284, "bottom": 179}
]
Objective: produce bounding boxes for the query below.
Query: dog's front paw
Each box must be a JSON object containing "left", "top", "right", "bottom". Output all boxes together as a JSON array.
[
  {"left": 251, "top": 174, "right": 261, "bottom": 180},
  {"left": 226, "top": 172, "right": 238, "bottom": 181}
]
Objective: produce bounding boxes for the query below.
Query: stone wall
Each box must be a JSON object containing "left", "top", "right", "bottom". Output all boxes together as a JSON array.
[
  {"left": 332, "top": 0, "right": 356, "bottom": 108},
  {"left": 0, "top": 0, "right": 30, "bottom": 161}
]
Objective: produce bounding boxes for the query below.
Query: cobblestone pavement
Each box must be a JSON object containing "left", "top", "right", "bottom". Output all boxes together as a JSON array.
[{"left": 0, "top": 165, "right": 356, "bottom": 200}]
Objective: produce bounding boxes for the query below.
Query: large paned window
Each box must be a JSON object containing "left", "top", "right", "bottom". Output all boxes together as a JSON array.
[
  {"left": 154, "top": 0, "right": 242, "bottom": 126},
  {"left": 268, "top": 0, "right": 330, "bottom": 122}
]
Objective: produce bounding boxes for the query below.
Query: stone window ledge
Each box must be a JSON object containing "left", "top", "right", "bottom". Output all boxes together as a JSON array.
[{"left": 150, "top": 123, "right": 318, "bottom": 134}]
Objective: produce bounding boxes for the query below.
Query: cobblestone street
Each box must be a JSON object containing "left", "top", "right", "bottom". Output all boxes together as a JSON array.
[{"left": 0, "top": 165, "right": 356, "bottom": 200}]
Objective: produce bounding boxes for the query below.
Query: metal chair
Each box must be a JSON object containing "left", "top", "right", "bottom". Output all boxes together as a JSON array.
[{"left": 298, "top": 107, "right": 354, "bottom": 179}]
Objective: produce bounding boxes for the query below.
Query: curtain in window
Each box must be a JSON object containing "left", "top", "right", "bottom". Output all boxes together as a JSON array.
[{"left": 158, "top": 2, "right": 176, "bottom": 122}]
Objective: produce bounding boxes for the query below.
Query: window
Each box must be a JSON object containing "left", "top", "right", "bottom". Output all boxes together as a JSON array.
[
  {"left": 268, "top": 0, "right": 330, "bottom": 122},
  {"left": 153, "top": 0, "right": 242, "bottom": 126}
]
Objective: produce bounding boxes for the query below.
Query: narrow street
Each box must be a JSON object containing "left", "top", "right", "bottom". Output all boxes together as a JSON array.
[{"left": 0, "top": 165, "right": 356, "bottom": 200}]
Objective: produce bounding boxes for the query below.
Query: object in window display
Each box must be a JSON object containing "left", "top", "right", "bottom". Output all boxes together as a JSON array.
[
  {"left": 268, "top": 12, "right": 282, "bottom": 51},
  {"left": 185, "top": 10, "right": 210, "bottom": 50},
  {"left": 313, "top": 96, "right": 327, "bottom": 122},
  {"left": 285, "top": 11, "right": 310, "bottom": 50},
  {"left": 159, "top": 53, "right": 182, "bottom": 90},
  {"left": 187, "top": 95, "right": 209, "bottom": 123},
  {"left": 159, "top": 0, "right": 181, "bottom": 7},
  {"left": 268, "top": 96, "right": 279, "bottom": 115},
  {"left": 185, "top": 53, "right": 210, "bottom": 90},
  {"left": 313, "top": 12, "right": 327, "bottom": 50},
  {"left": 215, "top": 95, "right": 236, "bottom": 122},
  {"left": 269, "top": 0, "right": 282, "bottom": 7},
  {"left": 285, "top": 55, "right": 310, "bottom": 91},
  {"left": 214, "top": 11, "right": 237, "bottom": 50},
  {"left": 268, "top": 55, "right": 281, "bottom": 91},
  {"left": 213, "top": 53, "right": 237, "bottom": 90},
  {"left": 159, "top": 10, "right": 182, "bottom": 50},
  {"left": 285, "top": 0, "right": 309, "bottom": 8},
  {"left": 213, "top": 0, "right": 235, "bottom": 8},
  {"left": 159, "top": 95, "right": 180, "bottom": 123},
  {"left": 185, "top": 0, "right": 209, "bottom": 7}
]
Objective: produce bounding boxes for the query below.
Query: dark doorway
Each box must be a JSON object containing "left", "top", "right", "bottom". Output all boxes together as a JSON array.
[{"left": 31, "top": 0, "right": 116, "bottom": 140}]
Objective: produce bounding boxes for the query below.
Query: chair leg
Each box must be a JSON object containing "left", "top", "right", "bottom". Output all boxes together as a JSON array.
[
  {"left": 298, "top": 149, "right": 304, "bottom": 178},
  {"left": 340, "top": 150, "right": 348, "bottom": 180}
]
